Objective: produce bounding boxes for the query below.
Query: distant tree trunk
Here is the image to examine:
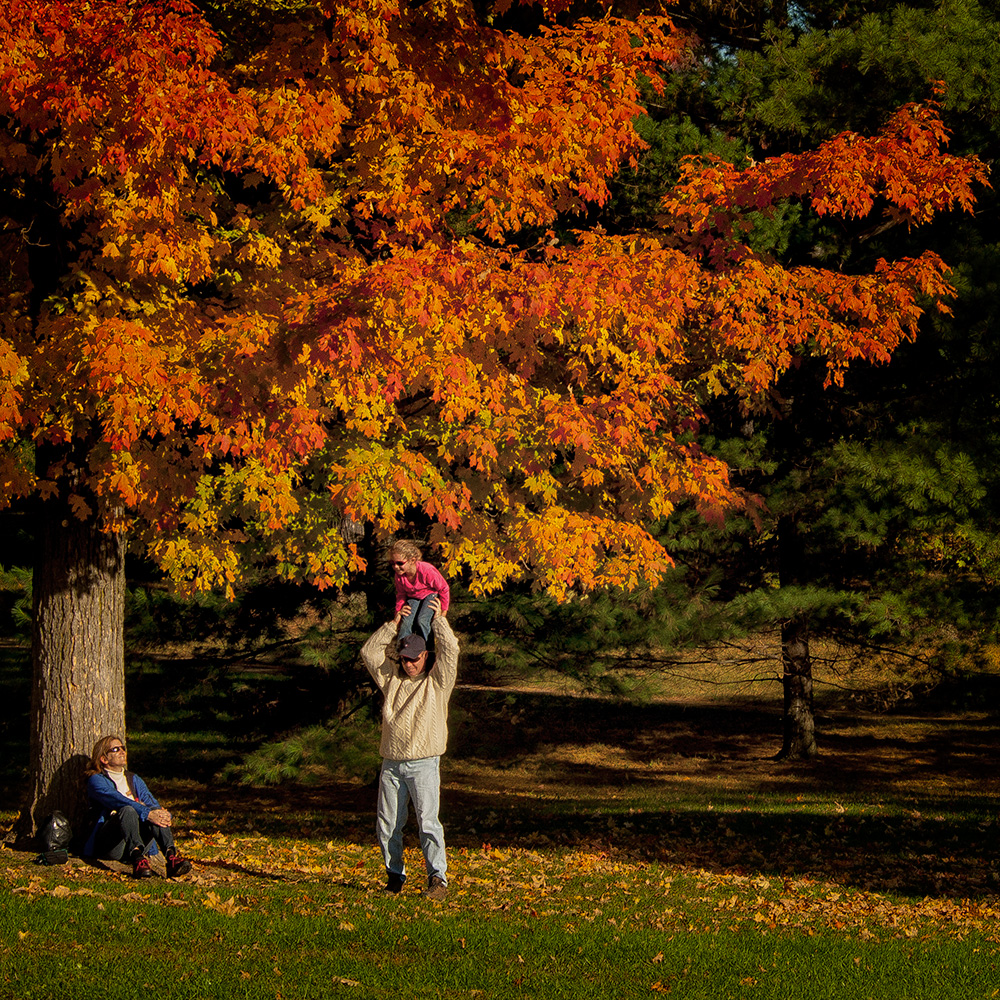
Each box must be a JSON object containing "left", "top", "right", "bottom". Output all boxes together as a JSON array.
[
  {"left": 358, "top": 519, "right": 394, "bottom": 626},
  {"left": 13, "top": 500, "right": 126, "bottom": 844},
  {"left": 776, "top": 513, "right": 817, "bottom": 759},
  {"left": 777, "top": 616, "right": 817, "bottom": 759}
]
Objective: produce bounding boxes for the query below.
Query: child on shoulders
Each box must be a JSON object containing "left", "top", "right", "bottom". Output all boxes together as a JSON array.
[{"left": 391, "top": 540, "right": 450, "bottom": 646}]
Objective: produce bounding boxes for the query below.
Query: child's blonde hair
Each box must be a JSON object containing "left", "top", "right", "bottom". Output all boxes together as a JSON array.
[{"left": 390, "top": 540, "right": 422, "bottom": 562}]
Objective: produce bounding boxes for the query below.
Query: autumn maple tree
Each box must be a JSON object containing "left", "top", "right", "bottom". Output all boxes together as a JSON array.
[{"left": 0, "top": 0, "right": 986, "bottom": 833}]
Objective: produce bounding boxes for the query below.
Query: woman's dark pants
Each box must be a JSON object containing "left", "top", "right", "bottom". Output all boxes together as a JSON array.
[{"left": 94, "top": 806, "right": 176, "bottom": 859}]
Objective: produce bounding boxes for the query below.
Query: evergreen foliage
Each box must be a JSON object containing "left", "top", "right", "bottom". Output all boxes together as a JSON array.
[
  {"left": 458, "top": 575, "right": 738, "bottom": 692},
  {"left": 722, "top": 0, "right": 1000, "bottom": 147},
  {"left": 218, "top": 718, "right": 381, "bottom": 786},
  {"left": 0, "top": 565, "right": 31, "bottom": 639},
  {"left": 584, "top": 0, "right": 1000, "bottom": 753}
]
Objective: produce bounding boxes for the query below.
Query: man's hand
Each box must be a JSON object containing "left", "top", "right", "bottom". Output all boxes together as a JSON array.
[
  {"left": 394, "top": 604, "right": 413, "bottom": 627},
  {"left": 147, "top": 808, "right": 172, "bottom": 827},
  {"left": 428, "top": 596, "right": 444, "bottom": 620}
]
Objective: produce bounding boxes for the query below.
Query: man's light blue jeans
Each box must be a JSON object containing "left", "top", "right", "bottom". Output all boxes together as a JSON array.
[{"left": 377, "top": 756, "right": 447, "bottom": 884}]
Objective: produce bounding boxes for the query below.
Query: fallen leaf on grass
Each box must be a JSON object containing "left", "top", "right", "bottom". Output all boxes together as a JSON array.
[
  {"left": 12, "top": 879, "right": 45, "bottom": 895},
  {"left": 203, "top": 891, "right": 240, "bottom": 916}
]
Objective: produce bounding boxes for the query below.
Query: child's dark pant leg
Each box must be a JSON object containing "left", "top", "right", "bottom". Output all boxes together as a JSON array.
[
  {"left": 397, "top": 598, "right": 423, "bottom": 641},
  {"left": 413, "top": 594, "right": 438, "bottom": 641}
]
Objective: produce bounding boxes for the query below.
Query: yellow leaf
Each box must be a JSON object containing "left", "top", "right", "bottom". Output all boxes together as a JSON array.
[{"left": 203, "top": 891, "right": 240, "bottom": 916}]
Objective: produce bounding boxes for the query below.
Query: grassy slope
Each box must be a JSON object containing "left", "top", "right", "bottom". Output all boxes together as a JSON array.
[{"left": 2, "top": 642, "right": 998, "bottom": 998}]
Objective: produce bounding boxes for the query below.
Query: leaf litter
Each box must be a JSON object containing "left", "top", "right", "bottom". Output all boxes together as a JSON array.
[
  {"left": 3, "top": 837, "right": 996, "bottom": 945},
  {"left": 3, "top": 664, "right": 998, "bottom": 957}
]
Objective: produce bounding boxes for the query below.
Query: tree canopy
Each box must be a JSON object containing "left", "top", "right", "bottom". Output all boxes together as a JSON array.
[{"left": 1, "top": 0, "right": 986, "bottom": 606}]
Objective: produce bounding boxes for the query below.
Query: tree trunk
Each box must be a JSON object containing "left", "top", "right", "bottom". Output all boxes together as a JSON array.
[
  {"left": 777, "top": 616, "right": 817, "bottom": 759},
  {"left": 776, "top": 513, "right": 817, "bottom": 759},
  {"left": 358, "top": 519, "right": 393, "bottom": 626},
  {"left": 13, "top": 501, "right": 126, "bottom": 844}
]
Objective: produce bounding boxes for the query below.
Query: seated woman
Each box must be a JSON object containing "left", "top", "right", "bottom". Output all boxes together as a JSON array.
[{"left": 82, "top": 734, "right": 191, "bottom": 879}]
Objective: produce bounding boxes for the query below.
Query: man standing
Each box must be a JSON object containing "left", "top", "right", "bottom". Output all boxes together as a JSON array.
[{"left": 360, "top": 595, "right": 458, "bottom": 900}]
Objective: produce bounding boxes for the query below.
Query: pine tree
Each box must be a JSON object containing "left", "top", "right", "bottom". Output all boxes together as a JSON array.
[{"left": 618, "top": 0, "right": 1000, "bottom": 757}]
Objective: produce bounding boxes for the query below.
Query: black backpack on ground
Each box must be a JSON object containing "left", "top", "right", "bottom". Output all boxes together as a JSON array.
[{"left": 35, "top": 810, "right": 73, "bottom": 865}]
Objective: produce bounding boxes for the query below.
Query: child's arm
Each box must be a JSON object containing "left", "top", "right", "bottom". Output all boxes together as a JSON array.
[
  {"left": 394, "top": 572, "right": 409, "bottom": 614},
  {"left": 420, "top": 562, "right": 450, "bottom": 613}
]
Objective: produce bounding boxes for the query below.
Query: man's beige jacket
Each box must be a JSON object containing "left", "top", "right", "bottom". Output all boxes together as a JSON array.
[{"left": 361, "top": 615, "right": 458, "bottom": 760}]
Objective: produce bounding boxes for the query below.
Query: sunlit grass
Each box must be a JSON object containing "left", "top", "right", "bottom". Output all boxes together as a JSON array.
[
  {"left": 3, "top": 839, "right": 997, "bottom": 999},
  {"left": 3, "top": 634, "right": 999, "bottom": 997}
]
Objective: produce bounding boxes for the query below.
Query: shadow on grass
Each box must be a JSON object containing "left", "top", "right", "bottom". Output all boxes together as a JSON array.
[
  {"left": 4, "top": 646, "right": 998, "bottom": 902},
  {"left": 449, "top": 684, "right": 1000, "bottom": 789},
  {"left": 142, "top": 772, "right": 999, "bottom": 900},
  {"left": 192, "top": 858, "right": 298, "bottom": 881},
  {"left": 444, "top": 791, "right": 999, "bottom": 900},
  {"left": 80, "top": 854, "right": 302, "bottom": 883},
  {"left": 439, "top": 686, "right": 999, "bottom": 900}
]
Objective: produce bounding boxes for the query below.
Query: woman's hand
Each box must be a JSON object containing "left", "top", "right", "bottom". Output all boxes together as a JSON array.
[{"left": 147, "top": 808, "right": 172, "bottom": 827}]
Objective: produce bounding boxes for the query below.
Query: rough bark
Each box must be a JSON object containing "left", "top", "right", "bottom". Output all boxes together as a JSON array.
[
  {"left": 13, "top": 501, "right": 126, "bottom": 844},
  {"left": 777, "top": 615, "right": 818, "bottom": 759}
]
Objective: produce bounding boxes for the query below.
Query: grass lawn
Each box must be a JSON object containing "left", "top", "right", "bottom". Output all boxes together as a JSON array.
[
  {"left": 2, "top": 641, "right": 998, "bottom": 998},
  {"left": 2, "top": 837, "right": 997, "bottom": 999}
]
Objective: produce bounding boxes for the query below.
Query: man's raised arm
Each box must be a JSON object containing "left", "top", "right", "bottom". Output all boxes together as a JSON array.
[{"left": 360, "top": 620, "right": 398, "bottom": 691}]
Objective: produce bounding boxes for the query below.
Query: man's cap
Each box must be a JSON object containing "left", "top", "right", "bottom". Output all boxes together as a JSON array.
[{"left": 398, "top": 634, "right": 427, "bottom": 660}]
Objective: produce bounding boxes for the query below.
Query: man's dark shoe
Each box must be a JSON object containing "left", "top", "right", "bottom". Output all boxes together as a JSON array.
[
  {"left": 132, "top": 854, "right": 153, "bottom": 879},
  {"left": 166, "top": 853, "right": 192, "bottom": 878},
  {"left": 423, "top": 875, "right": 447, "bottom": 901},
  {"left": 385, "top": 872, "right": 406, "bottom": 894}
]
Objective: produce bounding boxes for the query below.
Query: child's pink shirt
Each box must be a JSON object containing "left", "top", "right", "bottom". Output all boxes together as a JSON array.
[{"left": 394, "top": 561, "right": 451, "bottom": 614}]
